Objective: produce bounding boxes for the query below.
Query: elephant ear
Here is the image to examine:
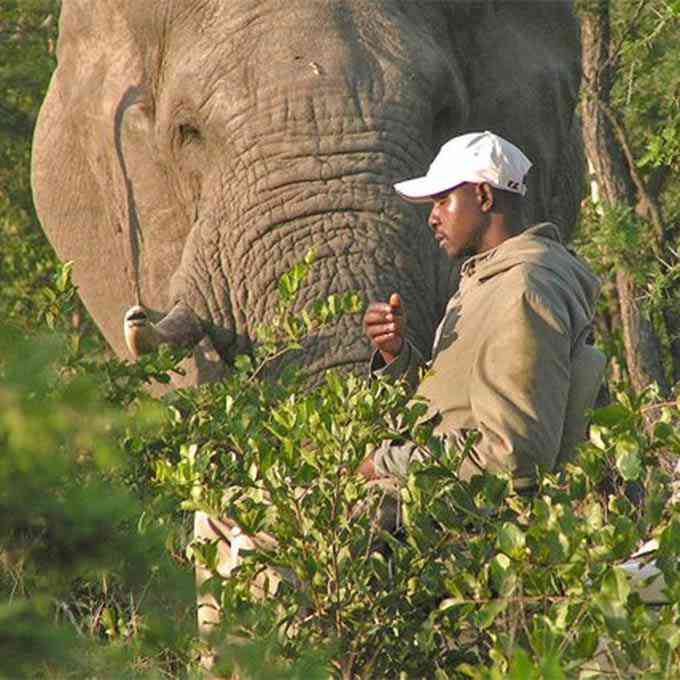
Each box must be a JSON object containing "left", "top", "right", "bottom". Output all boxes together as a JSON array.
[
  {"left": 446, "top": 1, "right": 583, "bottom": 236},
  {"left": 32, "top": 1, "right": 191, "bottom": 361}
]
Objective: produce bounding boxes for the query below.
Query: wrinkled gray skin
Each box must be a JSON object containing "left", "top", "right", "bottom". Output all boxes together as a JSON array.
[{"left": 32, "top": 0, "right": 582, "bottom": 387}]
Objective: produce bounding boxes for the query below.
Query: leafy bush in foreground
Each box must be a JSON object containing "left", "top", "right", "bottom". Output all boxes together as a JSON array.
[
  {"left": 142, "top": 260, "right": 680, "bottom": 678},
  {"left": 0, "top": 325, "right": 194, "bottom": 679},
  {"left": 4, "top": 257, "right": 680, "bottom": 679},
  {"left": 156, "top": 381, "right": 680, "bottom": 678}
]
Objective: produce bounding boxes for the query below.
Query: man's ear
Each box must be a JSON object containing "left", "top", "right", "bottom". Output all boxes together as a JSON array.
[{"left": 477, "top": 183, "right": 495, "bottom": 213}]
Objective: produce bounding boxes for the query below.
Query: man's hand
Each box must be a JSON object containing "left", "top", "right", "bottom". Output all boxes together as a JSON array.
[{"left": 363, "top": 292, "right": 406, "bottom": 364}]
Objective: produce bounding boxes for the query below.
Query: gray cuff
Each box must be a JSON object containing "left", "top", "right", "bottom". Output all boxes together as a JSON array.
[
  {"left": 372, "top": 438, "right": 426, "bottom": 482},
  {"left": 368, "top": 340, "right": 421, "bottom": 383}
]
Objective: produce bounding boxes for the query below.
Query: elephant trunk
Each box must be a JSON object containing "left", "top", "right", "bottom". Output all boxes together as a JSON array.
[
  {"left": 124, "top": 300, "right": 227, "bottom": 386},
  {"left": 124, "top": 301, "right": 205, "bottom": 357},
  {"left": 155, "top": 93, "right": 452, "bottom": 376}
]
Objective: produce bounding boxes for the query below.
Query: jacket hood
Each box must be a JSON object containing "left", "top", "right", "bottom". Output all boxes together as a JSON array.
[{"left": 460, "top": 222, "right": 600, "bottom": 318}]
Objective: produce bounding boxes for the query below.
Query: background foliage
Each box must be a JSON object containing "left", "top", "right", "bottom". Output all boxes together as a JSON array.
[
  {"left": 575, "top": 0, "right": 680, "bottom": 390},
  {"left": 1, "top": 1, "right": 680, "bottom": 678},
  {"left": 1, "top": 1, "right": 64, "bottom": 332}
]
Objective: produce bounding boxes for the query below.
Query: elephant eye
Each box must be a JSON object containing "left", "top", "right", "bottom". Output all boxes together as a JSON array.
[{"left": 178, "top": 123, "right": 203, "bottom": 147}]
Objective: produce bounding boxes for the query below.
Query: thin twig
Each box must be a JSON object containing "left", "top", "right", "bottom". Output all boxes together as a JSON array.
[
  {"left": 640, "top": 400, "right": 678, "bottom": 413},
  {"left": 55, "top": 600, "right": 85, "bottom": 638},
  {"left": 605, "top": 642, "right": 625, "bottom": 680},
  {"left": 579, "top": 667, "right": 623, "bottom": 676},
  {"left": 443, "top": 593, "right": 586, "bottom": 606},
  {"left": 247, "top": 346, "right": 294, "bottom": 384}
]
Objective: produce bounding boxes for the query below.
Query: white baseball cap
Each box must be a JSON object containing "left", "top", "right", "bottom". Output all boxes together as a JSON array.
[{"left": 394, "top": 131, "right": 532, "bottom": 202}]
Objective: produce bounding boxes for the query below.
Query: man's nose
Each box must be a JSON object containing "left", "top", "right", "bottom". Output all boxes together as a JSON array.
[{"left": 428, "top": 206, "right": 439, "bottom": 228}]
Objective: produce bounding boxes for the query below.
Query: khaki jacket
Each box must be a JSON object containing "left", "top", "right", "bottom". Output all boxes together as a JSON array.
[{"left": 374, "top": 223, "right": 604, "bottom": 489}]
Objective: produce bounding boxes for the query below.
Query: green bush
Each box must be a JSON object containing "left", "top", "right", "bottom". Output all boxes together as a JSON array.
[
  {"left": 3, "top": 247, "right": 680, "bottom": 679},
  {"left": 129, "top": 258, "right": 680, "bottom": 679},
  {"left": 2, "top": 3, "right": 680, "bottom": 675},
  {"left": 0, "top": 323, "right": 196, "bottom": 679}
]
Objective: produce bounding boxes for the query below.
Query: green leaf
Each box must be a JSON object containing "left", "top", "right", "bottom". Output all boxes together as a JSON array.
[
  {"left": 438, "top": 597, "right": 463, "bottom": 612},
  {"left": 539, "top": 655, "right": 565, "bottom": 680},
  {"left": 508, "top": 649, "right": 538, "bottom": 680},
  {"left": 657, "top": 624, "right": 680, "bottom": 651},
  {"left": 595, "top": 567, "right": 631, "bottom": 636},
  {"left": 55, "top": 261, "right": 73, "bottom": 292},
  {"left": 497, "top": 522, "right": 526, "bottom": 559},
  {"left": 615, "top": 436, "right": 641, "bottom": 481},
  {"left": 475, "top": 599, "right": 508, "bottom": 630},
  {"left": 303, "top": 248, "right": 316, "bottom": 265},
  {"left": 594, "top": 594, "right": 629, "bottom": 636},
  {"left": 653, "top": 421, "right": 674, "bottom": 441},
  {"left": 573, "top": 627, "right": 599, "bottom": 659},
  {"left": 589, "top": 425, "right": 607, "bottom": 450},
  {"left": 455, "top": 663, "right": 481, "bottom": 678},
  {"left": 490, "top": 554, "right": 515, "bottom": 596},
  {"left": 590, "top": 403, "right": 631, "bottom": 427}
]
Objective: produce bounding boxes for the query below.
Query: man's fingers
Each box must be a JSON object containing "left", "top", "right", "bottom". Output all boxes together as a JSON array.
[
  {"left": 363, "top": 308, "right": 389, "bottom": 323},
  {"left": 373, "top": 331, "right": 399, "bottom": 344},
  {"left": 367, "top": 322, "right": 402, "bottom": 338},
  {"left": 364, "top": 296, "right": 406, "bottom": 358},
  {"left": 364, "top": 303, "right": 392, "bottom": 317},
  {"left": 364, "top": 304, "right": 403, "bottom": 323},
  {"left": 365, "top": 315, "right": 400, "bottom": 330},
  {"left": 373, "top": 333, "right": 403, "bottom": 355},
  {"left": 366, "top": 300, "right": 403, "bottom": 316}
]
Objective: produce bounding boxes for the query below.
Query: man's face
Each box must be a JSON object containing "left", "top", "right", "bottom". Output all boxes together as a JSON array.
[{"left": 427, "top": 183, "right": 486, "bottom": 259}]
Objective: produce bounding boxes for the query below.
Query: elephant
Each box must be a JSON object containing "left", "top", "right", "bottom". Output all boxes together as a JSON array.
[{"left": 32, "top": 0, "right": 583, "bottom": 387}]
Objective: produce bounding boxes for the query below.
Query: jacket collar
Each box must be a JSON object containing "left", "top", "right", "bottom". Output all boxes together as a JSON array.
[{"left": 460, "top": 222, "right": 562, "bottom": 279}]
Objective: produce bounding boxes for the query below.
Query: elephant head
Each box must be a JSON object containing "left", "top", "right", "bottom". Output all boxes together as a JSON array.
[{"left": 32, "top": 0, "right": 582, "bottom": 387}]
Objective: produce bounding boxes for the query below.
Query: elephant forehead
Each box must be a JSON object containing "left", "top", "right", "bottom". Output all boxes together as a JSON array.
[{"left": 129, "top": 1, "right": 465, "bottom": 117}]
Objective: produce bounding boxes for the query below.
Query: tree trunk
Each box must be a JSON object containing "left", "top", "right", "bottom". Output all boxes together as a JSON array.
[
  {"left": 615, "top": 270, "right": 666, "bottom": 393},
  {"left": 579, "top": 1, "right": 669, "bottom": 395}
]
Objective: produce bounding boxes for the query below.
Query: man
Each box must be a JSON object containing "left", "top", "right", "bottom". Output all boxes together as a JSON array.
[{"left": 361, "top": 131, "right": 605, "bottom": 490}]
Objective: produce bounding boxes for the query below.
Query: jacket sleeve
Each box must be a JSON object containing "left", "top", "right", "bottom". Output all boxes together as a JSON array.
[
  {"left": 455, "top": 288, "right": 571, "bottom": 490},
  {"left": 369, "top": 339, "right": 426, "bottom": 393}
]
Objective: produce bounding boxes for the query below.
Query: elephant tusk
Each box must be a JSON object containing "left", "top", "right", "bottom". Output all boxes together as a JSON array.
[
  {"left": 124, "top": 301, "right": 205, "bottom": 358},
  {"left": 124, "top": 305, "right": 160, "bottom": 357}
]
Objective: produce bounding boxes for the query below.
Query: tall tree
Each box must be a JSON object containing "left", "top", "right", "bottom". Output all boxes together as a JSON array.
[{"left": 578, "top": 0, "right": 680, "bottom": 394}]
